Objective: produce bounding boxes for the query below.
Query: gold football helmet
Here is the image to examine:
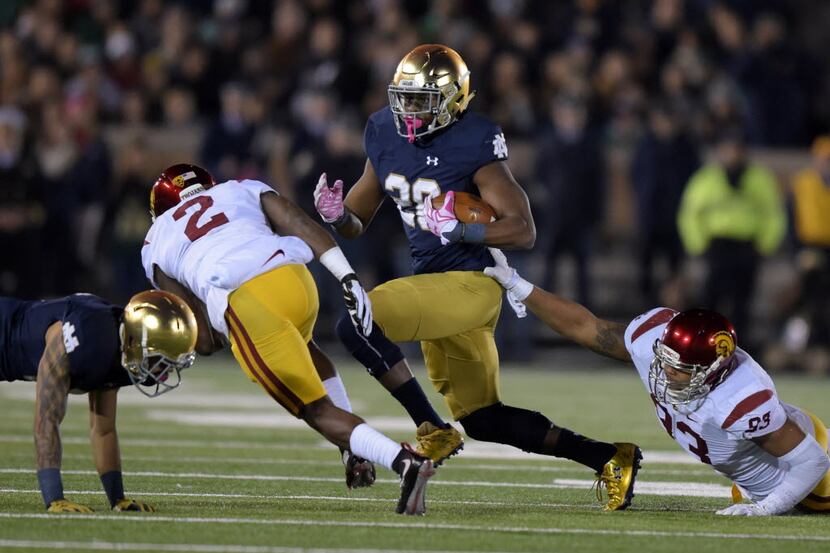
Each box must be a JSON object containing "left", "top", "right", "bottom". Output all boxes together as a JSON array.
[
  {"left": 388, "top": 44, "right": 475, "bottom": 142},
  {"left": 120, "top": 290, "right": 197, "bottom": 397}
]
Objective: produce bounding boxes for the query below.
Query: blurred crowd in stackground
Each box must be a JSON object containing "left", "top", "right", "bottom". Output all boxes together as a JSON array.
[{"left": 1, "top": 0, "right": 829, "bottom": 371}]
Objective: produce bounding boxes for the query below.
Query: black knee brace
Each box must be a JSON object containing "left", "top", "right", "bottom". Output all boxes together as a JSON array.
[
  {"left": 335, "top": 315, "right": 405, "bottom": 379},
  {"left": 459, "top": 403, "right": 553, "bottom": 454}
]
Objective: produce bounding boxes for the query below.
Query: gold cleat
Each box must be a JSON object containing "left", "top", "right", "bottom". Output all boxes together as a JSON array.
[
  {"left": 595, "top": 442, "right": 642, "bottom": 511},
  {"left": 414, "top": 422, "right": 464, "bottom": 466}
]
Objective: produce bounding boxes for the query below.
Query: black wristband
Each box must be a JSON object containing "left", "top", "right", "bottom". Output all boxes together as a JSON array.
[{"left": 330, "top": 209, "right": 350, "bottom": 229}]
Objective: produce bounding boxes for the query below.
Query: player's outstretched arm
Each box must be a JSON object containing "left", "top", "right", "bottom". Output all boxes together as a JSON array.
[
  {"left": 314, "top": 160, "right": 386, "bottom": 239},
  {"left": 34, "top": 323, "right": 94, "bottom": 513},
  {"left": 262, "top": 191, "right": 339, "bottom": 255},
  {"left": 153, "top": 266, "right": 223, "bottom": 355},
  {"left": 717, "top": 419, "right": 830, "bottom": 516},
  {"left": 87, "top": 389, "right": 155, "bottom": 512},
  {"left": 263, "top": 191, "right": 373, "bottom": 335},
  {"left": 485, "top": 249, "right": 630, "bottom": 362},
  {"left": 473, "top": 162, "right": 536, "bottom": 250}
]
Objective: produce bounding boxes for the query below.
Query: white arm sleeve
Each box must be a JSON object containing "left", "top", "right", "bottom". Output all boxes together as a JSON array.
[{"left": 757, "top": 434, "right": 830, "bottom": 514}]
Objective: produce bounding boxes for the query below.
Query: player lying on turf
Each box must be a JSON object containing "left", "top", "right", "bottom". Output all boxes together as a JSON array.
[
  {"left": 0, "top": 290, "right": 197, "bottom": 513},
  {"left": 315, "top": 44, "right": 641, "bottom": 512},
  {"left": 485, "top": 249, "right": 830, "bottom": 515},
  {"left": 141, "top": 164, "right": 435, "bottom": 515}
]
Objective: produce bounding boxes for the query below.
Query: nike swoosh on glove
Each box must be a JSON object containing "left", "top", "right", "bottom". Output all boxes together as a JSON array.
[{"left": 423, "top": 191, "right": 459, "bottom": 245}]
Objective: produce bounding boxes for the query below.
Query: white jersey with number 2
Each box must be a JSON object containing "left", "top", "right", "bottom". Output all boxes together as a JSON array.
[
  {"left": 625, "top": 307, "right": 817, "bottom": 501},
  {"left": 141, "top": 179, "right": 314, "bottom": 335}
]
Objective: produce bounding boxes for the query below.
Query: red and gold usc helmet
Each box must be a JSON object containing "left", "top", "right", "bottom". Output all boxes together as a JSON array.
[
  {"left": 388, "top": 44, "right": 475, "bottom": 143},
  {"left": 120, "top": 290, "right": 198, "bottom": 397},
  {"left": 649, "top": 309, "right": 738, "bottom": 406},
  {"left": 150, "top": 163, "right": 216, "bottom": 220}
]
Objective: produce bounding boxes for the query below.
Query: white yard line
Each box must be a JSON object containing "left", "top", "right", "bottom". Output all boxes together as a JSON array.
[
  {"left": 0, "top": 489, "right": 579, "bottom": 509},
  {"left": 0, "top": 514, "right": 826, "bottom": 543},
  {"left": 55, "top": 453, "right": 713, "bottom": 476},
  {"left": 0, "top": 542, "right": 502, "bottom": 553},
  {"left": 0, "top": 434, "right": 314, "bottom": 451},
  {"left": 0, "top": 468, "right": 732, "bottom": 497},
  {"left": 0, "top": 433, "right": 699, "bottom": 465}
]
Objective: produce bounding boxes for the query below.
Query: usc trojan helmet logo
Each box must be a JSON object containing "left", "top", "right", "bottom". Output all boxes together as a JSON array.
[
  {"left": 388, "top": 44, "right": 475, "bottom": 143},
  {"left": 713, "top": 331, "right": 736, "bottom": 359}
]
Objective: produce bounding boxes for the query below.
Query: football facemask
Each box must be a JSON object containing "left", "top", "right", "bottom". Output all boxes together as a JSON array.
[
  {"left": 124, "top": 351, "right": 195, "bottom": 398},
  {"left": 648, "top": 340, "right": 732, "bottom": 407}
]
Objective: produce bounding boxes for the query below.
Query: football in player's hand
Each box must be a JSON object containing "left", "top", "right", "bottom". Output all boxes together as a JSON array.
[{"left": 432, "top": 192, "right": 497, "bottom": 223}]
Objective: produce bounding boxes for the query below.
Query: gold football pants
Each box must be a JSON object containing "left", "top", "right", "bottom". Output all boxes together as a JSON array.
[
  {"left": 799, "top": 410, "right": 830, "bottom": 511},
  {"left": 369, "top": 271, "right": 503, "bottom": 420},
  {"left": 224, "top": 264, "right": 326, "bottom": 417}
]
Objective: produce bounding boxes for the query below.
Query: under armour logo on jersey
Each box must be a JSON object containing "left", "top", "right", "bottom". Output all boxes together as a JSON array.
[
  {"left": 493, "top": 133, "right": 508, "bottom": 159},
  {"left": 62, "top": 322, "right": 80, "bottom": 353},
  {"left": 426, "top": 156, "right": 439, "bottom": 166}
]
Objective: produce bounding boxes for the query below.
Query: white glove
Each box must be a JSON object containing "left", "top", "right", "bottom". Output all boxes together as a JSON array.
[
  {"left": 314, "top": 173, "right": 345, "bottom": 224},
  {"left": 715, "top": 503, "right": 771, "bottom": 516},
  {"left": 340, "top": 274, "right": 373, "bottom": 336},
  {"left": 484, "top": 248, "right": 534, "bottom": 301}
]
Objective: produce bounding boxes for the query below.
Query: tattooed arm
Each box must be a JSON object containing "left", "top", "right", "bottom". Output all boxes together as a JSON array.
[
  {"left": 34, "top": 322, "right": 72, "bottom": 470},
  {"left": 522, "top": 287, "right": 631, "bottom": 363}
]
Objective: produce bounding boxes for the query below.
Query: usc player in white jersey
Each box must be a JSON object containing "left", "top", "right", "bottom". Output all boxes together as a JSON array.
[
  {"left": 485, "top": 249, "right": 830, "bottom": 515},
  {"left": 140, "top": 164, "right": 436, "bottom": 515}
]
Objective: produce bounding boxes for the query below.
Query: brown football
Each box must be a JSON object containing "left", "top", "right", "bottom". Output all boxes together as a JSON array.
[{"left": 432, "top": 191, "right": 497, "bottom": 223}]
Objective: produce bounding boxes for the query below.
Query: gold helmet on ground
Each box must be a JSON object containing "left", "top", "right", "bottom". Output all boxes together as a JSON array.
[
  {"left": 120, "top": 290, "right": 197, "bottom": 397},
  {"left": 388, "top": 44, "right": 475, "bottom": 142}
]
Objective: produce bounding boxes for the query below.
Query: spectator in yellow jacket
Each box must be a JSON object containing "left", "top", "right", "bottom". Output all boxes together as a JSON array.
[
  {"left": 773, "top": 136, "right": 830, "bottom": 372},
  {"left": 677, "top": 127, "right": 786, "bottom": 339}
]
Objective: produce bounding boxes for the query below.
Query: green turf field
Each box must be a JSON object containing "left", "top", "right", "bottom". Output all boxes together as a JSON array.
[{"left": 1, "top": 353, "right": 829, "bottom": 553}]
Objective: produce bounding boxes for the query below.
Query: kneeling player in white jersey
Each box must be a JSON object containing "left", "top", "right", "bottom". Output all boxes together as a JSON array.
[
  {"left": 485, "top": 249, "right": 830, "bottom": 515},
  {"left": 140, "top": 164, "right": 435, "bottom": 515}
]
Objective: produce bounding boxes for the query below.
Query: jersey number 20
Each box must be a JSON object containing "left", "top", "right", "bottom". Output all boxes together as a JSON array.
[{"left": 173, "top": 196, "right": 229, "bottom": 241}]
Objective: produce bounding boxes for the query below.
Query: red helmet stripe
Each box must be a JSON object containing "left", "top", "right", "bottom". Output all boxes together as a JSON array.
[
  {"left": 721, "top": 389, "right": 774, "bottom": 429},
  {"left": 631, "top": 308, "right": 677, "bottom": 343}
]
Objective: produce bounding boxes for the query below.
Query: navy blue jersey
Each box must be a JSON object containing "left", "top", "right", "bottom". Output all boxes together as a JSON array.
[
  {"left": 365, "top": 107, "right": 509, "bottom": 274},
  {"left": 0, "top": 294, "right": 129, "bottom": 392}
]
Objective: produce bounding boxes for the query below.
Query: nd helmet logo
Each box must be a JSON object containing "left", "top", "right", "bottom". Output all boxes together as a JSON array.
[{"left": 713, "top": 331, "right": 735, "bottom": 358}]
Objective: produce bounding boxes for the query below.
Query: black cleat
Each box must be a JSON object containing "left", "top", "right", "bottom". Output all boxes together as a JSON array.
[{"left": 395, "top": 443, "right": 436, "bottom": 515}]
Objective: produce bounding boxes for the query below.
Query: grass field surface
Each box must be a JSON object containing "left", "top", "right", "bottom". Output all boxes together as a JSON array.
[{"left": 1, "top": 353, "right": 829, "bottom": 553}]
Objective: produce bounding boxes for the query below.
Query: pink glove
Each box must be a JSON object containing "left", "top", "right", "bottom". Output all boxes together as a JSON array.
[
  {"left": 423, "top": 191, "right": 459, "bottom": 245},
  {"left": 314, "top": 173, "right": 344, "bottom": 223}
]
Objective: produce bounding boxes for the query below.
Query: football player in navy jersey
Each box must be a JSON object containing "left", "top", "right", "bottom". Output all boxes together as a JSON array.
[
  {"left": 0, "top": 290, "right": 197, "bottom": 513},
  {"left": 315, "top": 44, "right": 640, "bottom": 510}
]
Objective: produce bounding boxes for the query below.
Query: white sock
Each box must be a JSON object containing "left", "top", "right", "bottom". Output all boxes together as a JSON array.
[
  {"left": 323, "top": 375, "right": 352, "bottom": 413},
  {"left": 349, "top": 423, "right": 401, "bottom": 471}
]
